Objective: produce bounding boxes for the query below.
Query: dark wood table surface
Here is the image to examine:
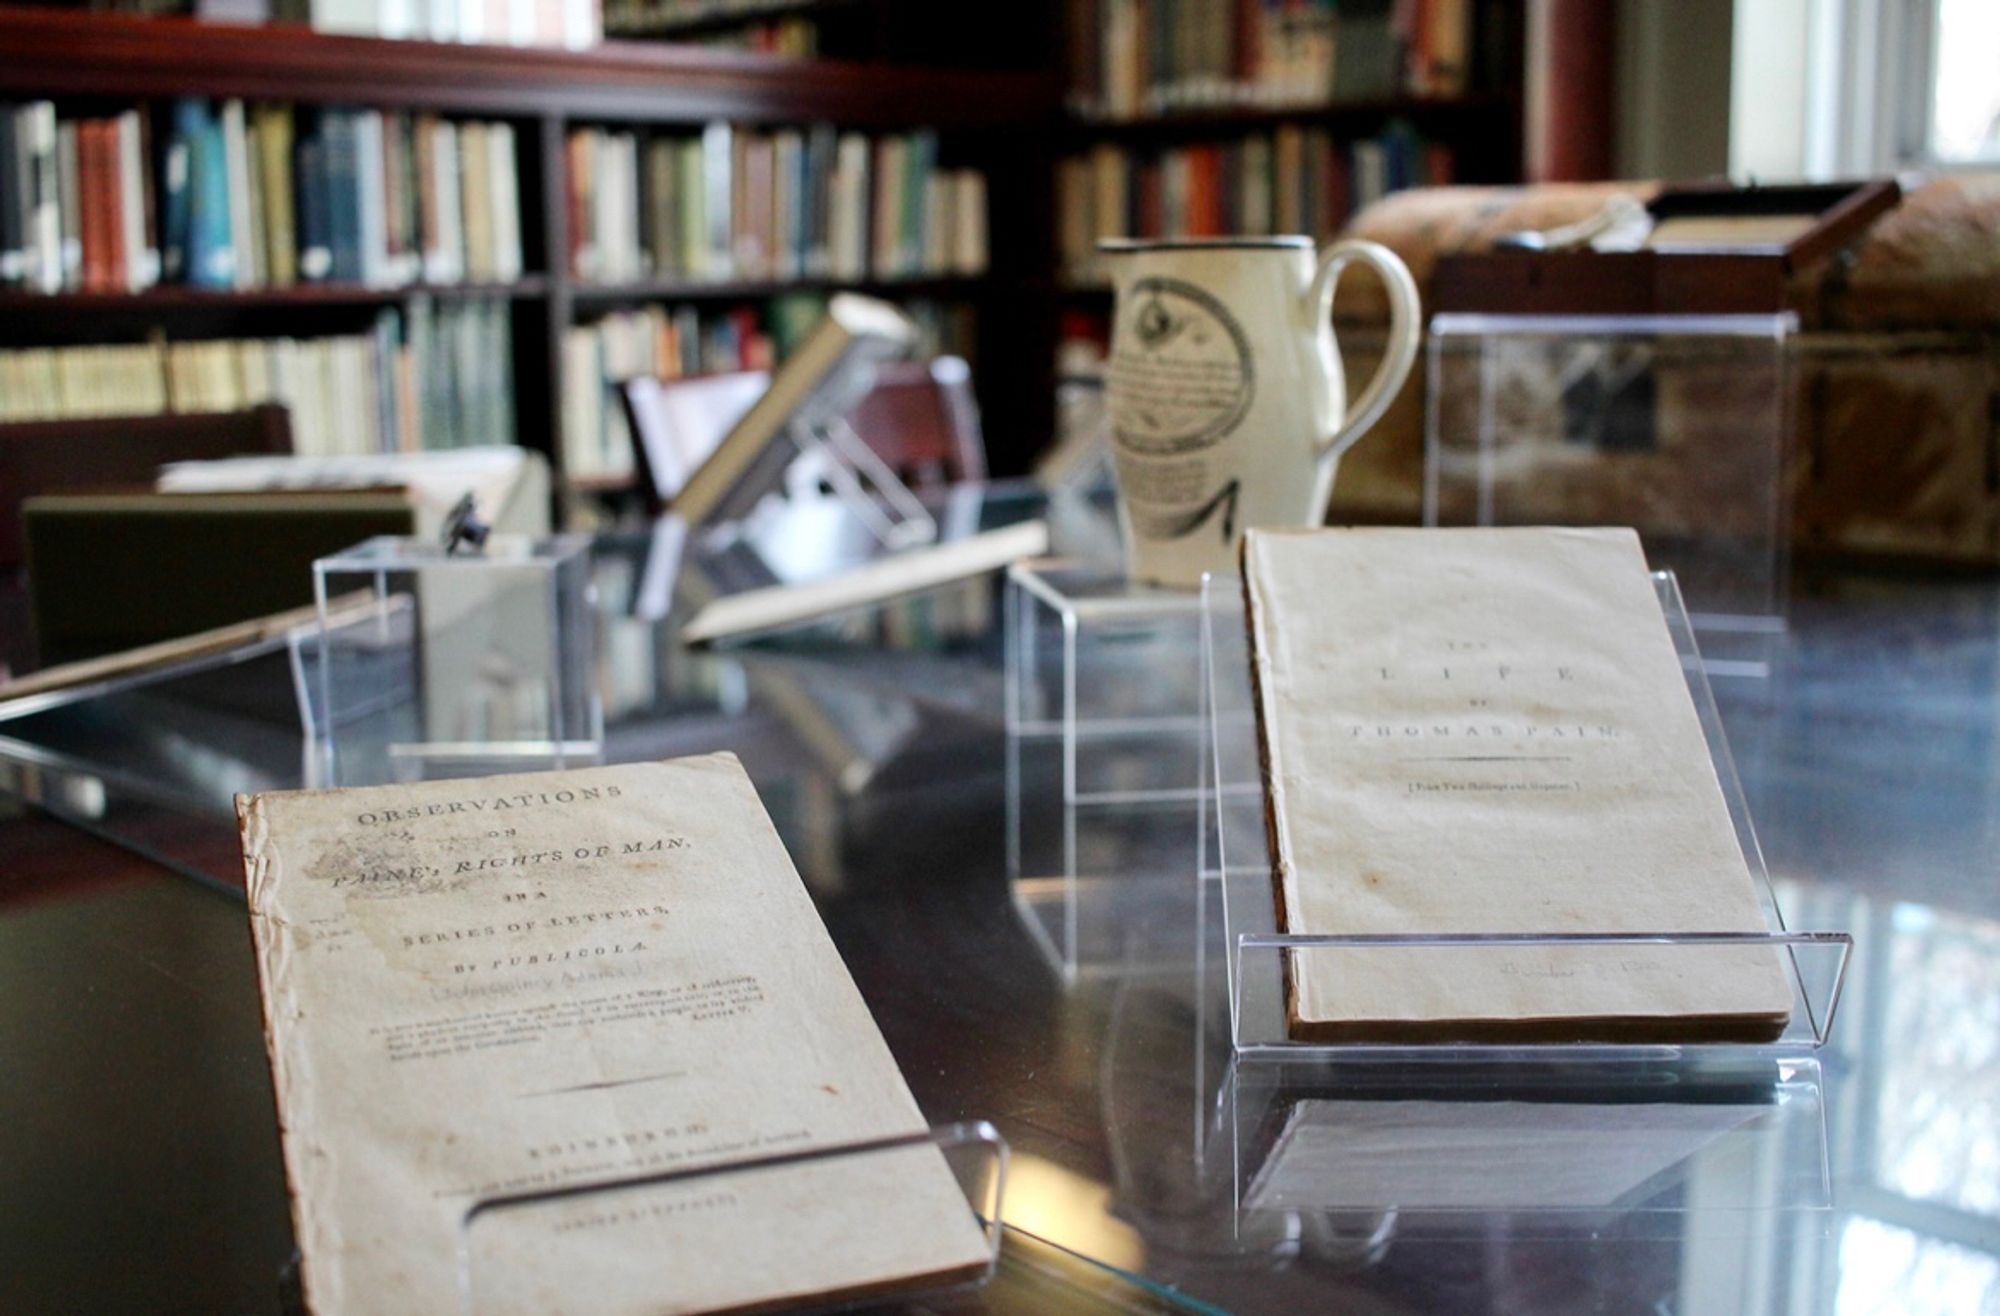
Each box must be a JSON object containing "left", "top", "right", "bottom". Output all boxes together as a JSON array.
[{"left": 2, "top": 558, "right": 1997, "bottom": 1315}]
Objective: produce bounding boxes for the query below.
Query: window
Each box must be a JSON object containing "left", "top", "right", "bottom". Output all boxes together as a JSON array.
[{"left": 1925, "top": 0, "right": 2000, "bottom": 164}]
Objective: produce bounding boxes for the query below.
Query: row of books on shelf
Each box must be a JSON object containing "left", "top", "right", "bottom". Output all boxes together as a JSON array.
[
  {"left": 1057, "top": 122, "right": 1452, "bottom": 279},
  {"left": 568, "top": 126, "right": 987, "bottom": 285},
  {"left": 560, "top": 295, "right": 971, "bottom": 482},
  {"left": 685, "top": 18, "right": 817, "bottom": 54},
  {"left": 0, "top": 99, "right": 525, "bottom": 295},
  {"left": 305, "top": 0, "right": 600, "bottom": 47},
  {"left": 0, "top": 298, "right": 513, "bottom": 457},
  {"left": 78, "top": 0, "right": 600, "bottom": 46},
  {"left": 599, "top": 0, "right": 792, "bottom": 34},
  {"left": 1068, "top": 0, "right": 1492, "bottom": 119}
]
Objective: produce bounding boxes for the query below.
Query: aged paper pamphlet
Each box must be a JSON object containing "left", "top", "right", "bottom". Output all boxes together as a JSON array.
[
  {"left": 1241, "top": 527, "right": 1793, "bottom": 1042},
  {"left": 240, "top": 754, "right": 989, "bottom": 1315}
]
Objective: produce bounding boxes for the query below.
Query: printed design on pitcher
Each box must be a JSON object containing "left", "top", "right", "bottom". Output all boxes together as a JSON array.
[
  {"left": 1128, "top": 478, "right": 1240, "bottom": 543},
  {"left": 1105, "top": 277, "right": 1255, "bottom": 457}
]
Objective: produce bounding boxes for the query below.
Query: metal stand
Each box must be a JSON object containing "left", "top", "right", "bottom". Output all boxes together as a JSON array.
[{"left": 787, "top": 415, "right": 937, "bottom": 552}]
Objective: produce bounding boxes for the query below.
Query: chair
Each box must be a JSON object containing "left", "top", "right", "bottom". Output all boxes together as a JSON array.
[
  {"left": 618, "top": 357, "right": 986, "bottom": 516},
  {"left": 845, "top": 357, "right": 987, "bottom": 487}
]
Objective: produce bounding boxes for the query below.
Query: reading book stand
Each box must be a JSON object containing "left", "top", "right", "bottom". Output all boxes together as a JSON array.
[
  {"left": 457, "top": 1122, "right": 1008, "bottom": 1315},
  {"left": 273, "top": 1122, "right": 1008, "bottom": 1315},
  {"left": 1198, "top": 569, "right": 1851, "bottom": 1063},
  {"left": 1193, "top": 569, "right": 1851, "bottom": 1222},
  {"left": 1209, "top": 1053, "right": 1836, "bottom": 1227}
]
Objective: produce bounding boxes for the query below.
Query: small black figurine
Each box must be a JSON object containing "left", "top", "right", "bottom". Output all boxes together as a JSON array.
[{"left": 441, "top": 493, "right": 490, "bottom": 556}]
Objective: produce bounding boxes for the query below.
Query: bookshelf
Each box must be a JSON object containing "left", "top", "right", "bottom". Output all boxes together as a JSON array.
[
  {"left": 0, "top": 5, "right": 1060, "bottom": 487},
  {"left": 604, "top": 0, "right": 1058, "bottom": 72},
  {"left": 1057, "top": 4, "right": 1526, "bottom": 250},
  {"left": 1049, "top": 0, "right": 1538, "bottom": 381}
]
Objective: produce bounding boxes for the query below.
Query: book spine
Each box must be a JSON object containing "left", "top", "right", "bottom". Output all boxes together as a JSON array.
[
  {"left": 22, "top": 103, "right": 60, "bottom": 293},
  {"left": 772, "top": 129, "right": 801, "bottom": 281},
  {"left": 832, "top": 131, "right": 868, "bottom": 282},
  {"left": 354, "top": 109, "right": 389, "bottom": 287},
  {"left": 803, "top": 124, "right": 834, "bottom": 280},
  {"left": 675, "top": 136, "right": 703, "bottom": 280},
  {"left": 294, "top": 118, "right": 333, "bottom": 283},
  {"left": 901, "top": 129, "right": 934, "bottom": 278},
  {"left": 592, "top": 130, "right": 621, "bottom": 282},
  {"left": 95, "top": 119, "right": 130, "bottom": 294},
  {"left": 739, "top": 130, "right": 772, "bottom": 279},
  {"left": 643, "top": 135, "right": 677, "bottom": 279},
  {"left": 566, "top": 127, "right": 593, "bottom": 279},
  {"left": 459, "top": 121, "right": 493, "bottom": 281},
  {"left": 137, "top": 108, "right": 161, "bottom": 290},
  {"left": 324, "top": 110, "right": 362, "bottom": 285},
  {"left": 382, "top": 110, "right": 418, "bottom": 286},
  {"left": 431, "top": 119, "right": 465, "bottom": 285},
  {"left": 487, "top": 122, "right": 522, "bottom": 282},
  {"left": 0, "top": 104, "right": 22, "bottom": 287},
  {"left": 161, "top": 102, "right": 196, "bottom": 284},
  {"left": 413, "top": 113, "right": 440, "bottom": 282},
  {"left": 922, "top": 170, "right": 948, "bottom": 277},
  {"left": 55, "top": 120, "right": 81, "bottom": 290},
  {"left": 220, "top": 100, "right": 257, "bottom": 288},
  {"left": 952, "top": 170, "right": 986, "bottom": 276},
  {"left": 88, "top": 119, "right": 126, "bottom": 290},
  {"left": 700, "top": 121, "right": 731, "bottom": 280},
  {"left": 114, "top": 110, "right": 154, "bottom": 291},
  {"left": 870, "top": 136, "right": 898, "bottom": 279},
  {"left": 257, "top": 104, "right": 298, "bottom": 287}
]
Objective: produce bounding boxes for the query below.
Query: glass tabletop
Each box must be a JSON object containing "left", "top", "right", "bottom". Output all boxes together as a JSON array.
[{"left": 1, "top": 488, "right": 1997, "bottom": 1314}]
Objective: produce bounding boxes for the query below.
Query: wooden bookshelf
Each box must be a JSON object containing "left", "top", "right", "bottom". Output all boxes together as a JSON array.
[
  {"left": 1066, "top": 94, "right": 1519, "bottom": 137},
  {"left": 0, "top": 5, "right": 1062, "bottom": 486},
  {"left": 610, "top": 0, "right": 871, "bottom": 40},
  {"left": 0, "top": 8, "right": 1044, "bottom": 125},
  {"left": 1049, "top": 0, "right": 1559, "bottom": 348},
  {"left": 0, "top": 279, "right": 553, "bottom": 312},
  {"left": 568, "top": 274, "right": 991, "bottom": 306}
]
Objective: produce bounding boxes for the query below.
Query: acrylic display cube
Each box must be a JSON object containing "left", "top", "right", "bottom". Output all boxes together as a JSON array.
[
  {"left": 305, "top": 534, "right": 602, "bottom": 787},
  {"left": 1004, "top": 560, "right": 1207, "bottom": 979},
  {"left": 1425, "top": 313, "right": 1796, "bottom": 674}
]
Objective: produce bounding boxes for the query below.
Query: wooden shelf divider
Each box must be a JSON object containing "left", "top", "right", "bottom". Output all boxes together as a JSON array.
[
  {"left": 0, "top": 6, "right": 1052, "bottom": 127},
  {"left": 0, "top": 279, "right": 552, "bottom": 313}
]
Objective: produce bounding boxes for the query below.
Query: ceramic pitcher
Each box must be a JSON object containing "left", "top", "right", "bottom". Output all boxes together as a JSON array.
[{"left": 1099, "top": 236, "right": 1421, "bottom": 587}]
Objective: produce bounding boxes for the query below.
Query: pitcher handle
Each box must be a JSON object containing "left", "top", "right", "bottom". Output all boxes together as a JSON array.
[{"left": 1307, "top": 238, "right": 1421, "bottom": 465}]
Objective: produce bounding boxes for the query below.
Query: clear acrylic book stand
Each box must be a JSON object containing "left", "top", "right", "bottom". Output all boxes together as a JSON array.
[
  {"left": 457, "top": 1122, "right": 1005, "bottom": 1315},
  {"left": 299, "top": 534, "right": 603, "bottom": 788},
  {"left": 1199, "top": 569, "right": 1851, "bottom": 1062},
  {"left": 1423, "top": 313, "right": 1796, "bottom": 676},
  {"left": 1003, "top": 560, "right": 1206, "bottom": 980},
  {"left": 1214, "top": 1053, "right": 1835, "bottom": 1226},
  {"left": 1197, "top": 568, "right": 1850, "bottom": 1221}
]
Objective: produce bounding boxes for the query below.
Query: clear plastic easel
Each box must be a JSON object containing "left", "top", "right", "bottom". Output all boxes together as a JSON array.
[
  {"left": 1198, "top": 569, "right": 1850, "bottom": 1062},
  {"left": 1194, "top": 568, "right": 1851, "bottom": 1227},
  {"left": 458, "top": 1123, "right": 1006, "bottom": 1315}
]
